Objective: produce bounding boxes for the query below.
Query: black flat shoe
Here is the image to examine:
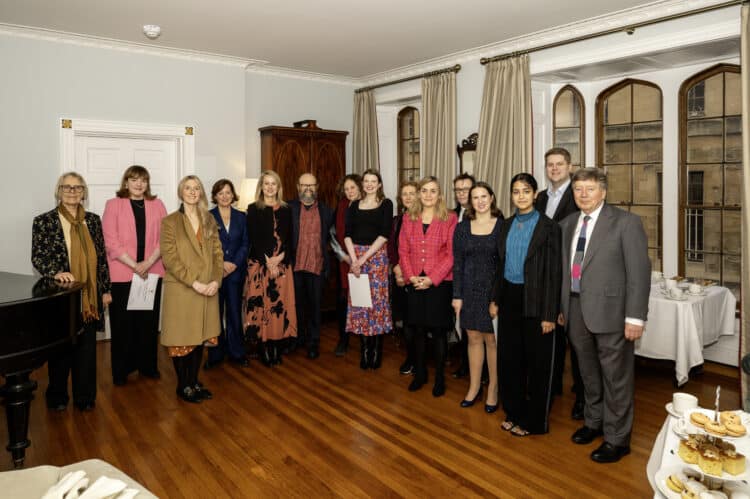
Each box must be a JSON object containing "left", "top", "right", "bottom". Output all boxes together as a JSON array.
[
  {"left": 177, "top": 386, "right": 201, "bottom": 403},
  {"left": 460, "top": 387, "right": 483, "bottom": 408},
  {"left": 572, "top": 426, "right": 603, "bottom": 445},
  {"left": 194, "top": 382, "right": 212, "bottom": 400},
  {"left": 334, "top": 340, "right": 348, "bottom": 357},
  {"left": 48, "top": 403, "right": 67, "bottom": 412},
  {"left": 571, "top": 400, "right": 585, "bottom": 420},
  {"left": 408, "top": 378, "right": 425, "bottom": 392},
  {"left": 590, "top": 442, "right": 630, "bottom": 463},
  {"left": 307, "top": 347, "right": 319, "bottom": 360},
  {"left": 451, "top": 366, "right": 469, "bottom": 379},
  {"left": 432, "top": 379, "right": 446, "bottom": 398}
]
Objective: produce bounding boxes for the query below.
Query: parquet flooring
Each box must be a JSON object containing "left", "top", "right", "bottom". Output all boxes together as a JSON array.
[{"left": 1, "top": 324, "right": 740, "bottom": 498}]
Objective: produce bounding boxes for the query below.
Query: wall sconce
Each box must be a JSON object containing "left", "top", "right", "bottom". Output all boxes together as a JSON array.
[{"left": 238, "top": 178, "right": 259, "bottom": 212}]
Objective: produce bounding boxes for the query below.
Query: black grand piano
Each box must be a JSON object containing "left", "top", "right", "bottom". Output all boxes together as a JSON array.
[{"left": 0, "top": 272, "right": 82, "bottom": 468}]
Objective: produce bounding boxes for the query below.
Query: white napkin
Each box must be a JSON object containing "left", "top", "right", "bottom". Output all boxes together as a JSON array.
[
  {"left": 78, "top": 476, "right": 127, "bottom": 499},
  {"left": 116, "top": 489, "right": 139, "bottom": 499},
  {"left": 42, "top": 471, "right": 87, "bottom": 499},
  {"left": 63, "top": 477, "right": 90, "bottom": 499}
]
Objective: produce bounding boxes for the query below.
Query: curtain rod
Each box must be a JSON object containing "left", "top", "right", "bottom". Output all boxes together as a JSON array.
[
  {"left": 355, "top": 64, "right": 461, "bottom": 94},
  {"left": 481, "top": 0, "right": 746, "bottom": 65}
]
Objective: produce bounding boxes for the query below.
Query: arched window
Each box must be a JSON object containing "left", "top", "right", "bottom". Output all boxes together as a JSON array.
[
  {"left": 597, "top": 79, "right": 663, "bottom": 271},
  {"left": 397, "top": 106, "right": 420, "bottom": 183},
  {"left": 553, "top": 85, "right": 585, "bottom": 168},
  {"left": 679, "top": 64, "right": 741, "bottom": 295}
]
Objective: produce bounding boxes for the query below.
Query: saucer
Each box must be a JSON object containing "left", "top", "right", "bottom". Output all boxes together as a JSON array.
[
  {"left": 665, "top": 294, "right": 688, "bottom": 301},
  {"left": 686, "top": 290, "right": 707, "bottom": 297},
  {"left": 666, "top": 402, "right": 683, "bottom": 419}
]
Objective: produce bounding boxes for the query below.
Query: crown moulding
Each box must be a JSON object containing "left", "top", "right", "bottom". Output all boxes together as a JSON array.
[{"left": 0, "top": 0, "right": 739, "bottom": 86}]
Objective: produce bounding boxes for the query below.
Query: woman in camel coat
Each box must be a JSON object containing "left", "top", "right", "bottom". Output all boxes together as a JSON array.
[{"left": 160, "top": 175, "right": 224, "bottom": 403}]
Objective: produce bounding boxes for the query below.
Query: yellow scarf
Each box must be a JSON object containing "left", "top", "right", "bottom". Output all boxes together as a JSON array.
[{"left": 58, "top": 204, "right": 99, "bottom": 322}]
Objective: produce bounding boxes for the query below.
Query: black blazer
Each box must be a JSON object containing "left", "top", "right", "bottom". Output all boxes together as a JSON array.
[
  {"left": 31, "top": 208, "right": 112, "bottom": 329},
  {"left": 535, "top": 184, "right": 578, "bottom": 223},
  {"left": 246, "top": 203, "right": 292, "bottom": 266},
  {"left": 288, "top": 199, "right": 334, "bottom": 277},
  {"left": 493, "top": 212, "right": 562, "bottom": 322}
]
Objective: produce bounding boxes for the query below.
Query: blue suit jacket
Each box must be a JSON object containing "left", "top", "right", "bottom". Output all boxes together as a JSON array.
[{"left": 210, "top": 207, "right": 249, "bottom": 284}]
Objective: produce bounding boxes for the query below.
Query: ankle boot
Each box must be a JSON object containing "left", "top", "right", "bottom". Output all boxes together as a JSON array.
[
  {"left": 260, "top": 342, "right": 272, "bottom": 367},
  {"left": 372, "top": 336, "right": 383, "bottom": 369},
  {"left": 359, "top": 336, "right": 369, "bottom": 370},
  {"left": 272, "top": 341, "right": 282, "bottom": 365}
]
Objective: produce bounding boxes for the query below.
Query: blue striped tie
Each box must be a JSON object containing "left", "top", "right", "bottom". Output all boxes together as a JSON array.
[{"left": 571, "top": 216, "right": 591, "bottom": 293}]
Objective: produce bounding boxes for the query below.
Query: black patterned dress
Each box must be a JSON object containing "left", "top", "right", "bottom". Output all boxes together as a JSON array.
[
  {"left": 243, "top": 204, "right": 297, "bottom": 342},
  {"left": 452, "top": 218, "right": 500, "bottom": 333}
]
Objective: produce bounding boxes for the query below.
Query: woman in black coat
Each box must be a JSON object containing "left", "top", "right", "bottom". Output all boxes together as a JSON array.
[{"left": 490, "top": 173, "right": 561, "bottom": 436}]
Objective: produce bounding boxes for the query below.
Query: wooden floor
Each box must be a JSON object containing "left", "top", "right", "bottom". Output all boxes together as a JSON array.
[{"left": 1, "top": 323, "right": 740, "bottom": 498}]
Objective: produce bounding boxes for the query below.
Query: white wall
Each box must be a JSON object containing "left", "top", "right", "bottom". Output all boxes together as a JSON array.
[
  {"left": 244, "top": 71, "right": 354, "bottom": 177},
  {"left": 0, "top": 34, "right": 356, "bottom": 277}
]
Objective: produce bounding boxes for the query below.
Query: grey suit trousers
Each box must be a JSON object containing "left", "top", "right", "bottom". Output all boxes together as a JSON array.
[{"left": 567, "top": 295, "right": 634, "bottom": 446}]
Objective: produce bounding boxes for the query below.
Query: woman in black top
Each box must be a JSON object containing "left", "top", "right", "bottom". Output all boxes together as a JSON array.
[
  {"left": 344, "top": 168, "right": 393, "bottom": 369},
  {"left": 244, "top": 170, "right": 297, "bottom": 366},
  {"left": 490, "top": 173, "right": 561, "bottom": 436}
]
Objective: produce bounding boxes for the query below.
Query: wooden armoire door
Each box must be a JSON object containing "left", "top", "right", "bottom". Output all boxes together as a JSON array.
[
  {"left": 311, "top": 134, "right": 347, "bottom": 210},
  {"left": 261, "top": 129, "right": 310, "bottom": 203}
]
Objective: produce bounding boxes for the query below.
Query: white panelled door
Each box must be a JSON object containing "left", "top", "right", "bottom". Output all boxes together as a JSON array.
[{"left": 73, "top": 136, "right": 180, "bottom": 216}]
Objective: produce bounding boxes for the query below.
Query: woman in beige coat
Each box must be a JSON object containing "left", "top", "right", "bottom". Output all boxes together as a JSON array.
[{"left": 160, "top": 175, "right": 223, "bottom": 403}]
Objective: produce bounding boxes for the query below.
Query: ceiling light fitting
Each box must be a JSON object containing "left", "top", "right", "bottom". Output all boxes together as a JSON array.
[{"left": 143, "top": 25, "right": 161, "bottom": 40}]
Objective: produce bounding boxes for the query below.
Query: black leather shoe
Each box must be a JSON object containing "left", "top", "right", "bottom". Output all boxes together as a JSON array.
[
  {"left": 432, "top": 378, "right": 446, "bottom": 397},
  {"left": 590, "top": 442, "right": 630, "bottom": 463},
  {"left": 307, "top": 347, "right": 319, "bottom": 360},
  {"left": 408, "top": 378, "right": 426, "bottom": 392},
  {"left": 230, "top": 356, "right": 250, "bottom": 368},
  {"left": 451, "top": 366, "right": 469, "bottom": 379},
  {"left": 177, "top": 386, "right": 202, "bottom": 403},
  {"left": 571, "top": 400, "right": 585, "bottom": 420},
  {"left": 460, "top": 387, "right": 483, "bottom": 408},
  {"left": 572, "top": 426, "right": 604, "bottom": 445},
  {"left": 194, "top": 382, "right": 212, "bottom": 400}
]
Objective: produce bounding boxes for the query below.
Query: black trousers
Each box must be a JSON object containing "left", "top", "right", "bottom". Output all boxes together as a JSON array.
[
  {"left": 294, "top": 271, "right": 323, "bottom": 347},
  {"left": 411, "top": 327, "right": 448, "bottom": 383},
  {"left": 498, "top": 280, "right": 555, "bottom": 434},
  {"left": 109, "top": 279, "right": 162, "bottom": 383},
  {"left": 46, "top": 321, "right": 97, "bottom": 407}
]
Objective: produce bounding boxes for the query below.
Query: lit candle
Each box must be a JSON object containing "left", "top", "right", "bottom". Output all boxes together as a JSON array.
[{"left": 715, "top": 385, "right": 721, "bottom": 422}]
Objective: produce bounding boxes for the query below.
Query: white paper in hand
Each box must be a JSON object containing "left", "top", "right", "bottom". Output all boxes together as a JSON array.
[
  {"left": 126, "top": 273, "right": 159, "bottom": 311},
  {"left": 348, "top": 273, "right": 373, "bottom": 308}
]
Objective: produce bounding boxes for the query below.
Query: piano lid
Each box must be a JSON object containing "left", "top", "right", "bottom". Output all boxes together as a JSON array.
[{"left": 0, "top": 272, "right": 84, "bottom": 306}]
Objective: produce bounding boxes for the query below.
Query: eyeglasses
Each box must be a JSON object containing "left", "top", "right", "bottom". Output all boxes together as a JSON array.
[
  {"left": 299, "top": 184, "right": 317, "bottom": 189},
  {"left": 454, "top": 188, "right": 470, "bottom": 193},
  {"left": 60, "top": 185, "right": 84, "bottom": 193}
]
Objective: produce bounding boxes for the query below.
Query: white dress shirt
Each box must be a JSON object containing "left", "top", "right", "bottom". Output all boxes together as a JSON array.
[
  {"left": 457, "top": 206, "right": 466, "bottom": 223},
  {"left": 544, "top": 179, "right": 570, "bottom": 219},
  {"left": 570, "top": 202, "right": 644, "bottom": 327}
]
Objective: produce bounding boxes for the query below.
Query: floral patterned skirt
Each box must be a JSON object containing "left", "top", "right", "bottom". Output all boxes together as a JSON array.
[
  {"left": 243, "top": 261, "right": 297, "bottom": 342},
  {"left": 346, "top": 245, "right": 391, "bottom": 336}
]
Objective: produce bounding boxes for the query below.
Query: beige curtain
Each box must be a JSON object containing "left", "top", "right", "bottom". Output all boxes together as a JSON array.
[
  {"left": 475, "top": 55, "right": 532, "bottom": 216},
  {"left": 741, "top": 3, "right": 750, "bottom": 410},
  {"left": 352, "top": 90, "right": 380, "bottom": 173},
  {"left": 421, "top": 72, "right": 457, "bottom": 206}
]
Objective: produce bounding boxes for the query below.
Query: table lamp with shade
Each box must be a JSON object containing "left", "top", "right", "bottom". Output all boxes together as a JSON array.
[{"left": 237, "top": 178, "right": 259, "bottom": 212}]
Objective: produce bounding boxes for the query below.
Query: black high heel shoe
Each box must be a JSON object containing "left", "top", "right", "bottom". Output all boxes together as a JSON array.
[{"left": 460, "top": 386, "right": 483, "bottom": 408}]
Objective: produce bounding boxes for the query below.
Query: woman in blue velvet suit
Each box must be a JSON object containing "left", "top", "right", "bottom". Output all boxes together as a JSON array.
[{"left": 205, "top": 179, "right": 250, "bottom": 368}]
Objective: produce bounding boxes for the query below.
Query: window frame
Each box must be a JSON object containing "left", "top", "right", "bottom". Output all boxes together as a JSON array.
[
  {"left": 552, "top": 84, "right": 586, "bottom": 168},
  {"left": 396, "top": 106, "right": 421, "bottom": 184},
  {"left": 677, "top": 63, "right": 741, "bottom": 288},
  {"left": 595, "top": 78, "right": 664, "bottom": 271}
]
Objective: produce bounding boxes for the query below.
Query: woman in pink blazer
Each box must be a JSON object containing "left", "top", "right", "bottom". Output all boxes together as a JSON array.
[
  {"left": 102, "top": 165, "right": 167, "bottom": 386},
  {"left": 398, "top": 176, "right": 457, "bottom": 397}
]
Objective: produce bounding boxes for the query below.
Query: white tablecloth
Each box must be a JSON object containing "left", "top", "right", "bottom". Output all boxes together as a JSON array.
[
  {"left": 636, "top": 284, "right": 736, "bottom": 386},
  {"left": 646, "top": 414, "right": 673, "bottom": 498}
]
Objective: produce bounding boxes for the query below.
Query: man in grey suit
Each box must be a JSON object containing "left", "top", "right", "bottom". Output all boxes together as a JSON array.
[{"left": 559, "top": 168, "right": 650, "bottom": 463}]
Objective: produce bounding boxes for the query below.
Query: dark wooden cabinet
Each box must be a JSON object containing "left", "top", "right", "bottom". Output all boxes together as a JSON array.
[{"left": 259, "top": 120, "right": 348, "bottom": 209}]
